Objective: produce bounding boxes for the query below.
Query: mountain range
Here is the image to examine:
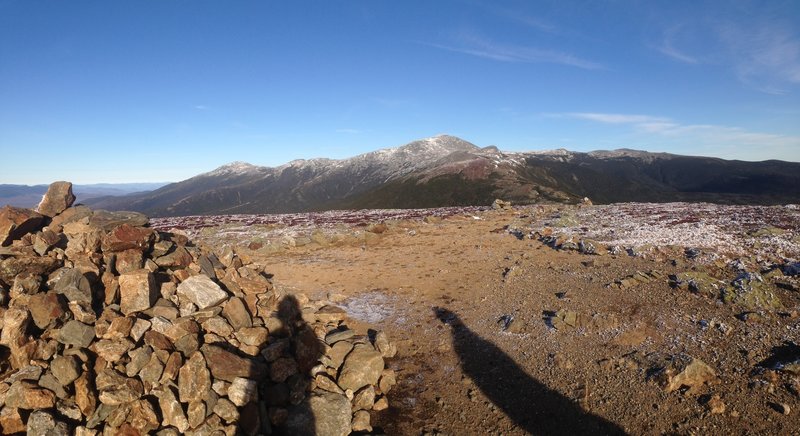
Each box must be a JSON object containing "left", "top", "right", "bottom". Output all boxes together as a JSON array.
[
  {"left": 77, "top": 135, "right": 800, "bottom": 217},
  {"left": 0, "top": 183, "right": 169, "bottom": 209}
]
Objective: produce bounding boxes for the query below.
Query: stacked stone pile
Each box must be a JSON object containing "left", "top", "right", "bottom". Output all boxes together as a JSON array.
[{"left": 0, "top": 182, "right": 396, "bottom": 435}]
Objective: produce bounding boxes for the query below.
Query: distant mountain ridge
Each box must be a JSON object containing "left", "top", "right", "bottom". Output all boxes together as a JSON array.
[
  {"left": 84, "top": 135, "right": 800, "bottom": 217},
  {"left": 0, "top": 183, "right": 170, "bottom": 209}
]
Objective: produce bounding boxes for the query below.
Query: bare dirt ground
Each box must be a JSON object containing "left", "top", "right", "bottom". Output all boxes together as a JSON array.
[{"left": 153, "top": 203, "right": 800, "bottom": 435}]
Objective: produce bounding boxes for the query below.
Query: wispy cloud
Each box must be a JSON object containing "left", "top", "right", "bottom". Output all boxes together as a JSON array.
[
  {"left": 420, "top": 34, "right": 604, "bottom": 70},
  {"left": 194, "top": 105, "right": 210, "bottom": 110},
  {"left": 717, "top": 22, "right": 800, "bottom": 94},
  {"left": 656, "top": 26, "right": 698, "bottom": 64},
  {"left": 553, "top": 112, "right": 800, "bottom": 161},
  {"left": 488, "top": 6, "right": 557, "bottom": 33},
  {"left": 653, "top": 10, "right": 800, "bottom": 93}
]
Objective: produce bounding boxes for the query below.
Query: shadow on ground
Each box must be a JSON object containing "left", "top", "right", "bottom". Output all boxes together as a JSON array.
[{"left": 434, "top": 307, "right": 627, "bottom": 436}]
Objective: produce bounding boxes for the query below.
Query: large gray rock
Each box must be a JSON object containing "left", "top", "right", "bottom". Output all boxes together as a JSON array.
[
  {"left": 118, "top": 270, "right": 157, "bottom": 315},
  {"left": 337, "top": 344, "right": 384, "bottom": 391},
  {"left": 36, "top": 181, "right": 76, "bottom": 217},
  {"left": 284, "top": 392, "right": 352, "bottom": 436},
  {"left": 26, "top": 410, "right": 69, "bottom": 436},
  {"left": 177, "top": 275, "right": 228, "bottom": 310},
  {"left": 54, "top": 268, "right": 92, "bottom": 304},
  {"left": 57, "top": 320, "right": 95, "bottom": 348}
]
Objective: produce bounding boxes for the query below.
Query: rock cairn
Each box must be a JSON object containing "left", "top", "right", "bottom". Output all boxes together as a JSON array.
[{"left": 0, "top": 182, "right": 396, "bottom": 435}]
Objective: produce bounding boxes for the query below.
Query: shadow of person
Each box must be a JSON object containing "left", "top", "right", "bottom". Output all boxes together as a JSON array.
[
  {"left": 269, "top": 294, "right": 328, "bottom": 436},
  {"left": 434, "top": 307, "right": 626, "bottom": 436}
]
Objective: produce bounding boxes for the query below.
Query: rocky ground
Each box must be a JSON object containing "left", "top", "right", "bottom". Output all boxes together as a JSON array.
[
  {"left": 3, "top": 184, "right": 800, "bottom": 435},
  {"left": 158, "top": 199, "right": 800, "bottom": 435}
]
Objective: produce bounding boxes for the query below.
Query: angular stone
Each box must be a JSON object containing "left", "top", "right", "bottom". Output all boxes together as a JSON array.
[
  {"left": 235, "top": 326, "right": 269, "bottom": 348},
  {"left": 144, "top": 330, "right": 174, "bottom": 351},
  {"left": 315, "top": 374, "right": 344, "bottom": 394},
  {"left": 0, "top": 206, "right": 44, "bottom": 246},
  {"left": 0, "top": 307, "right": 30, "bottom": 348},
  {"left": 32, "top": 229, "right": 62, "bottom": 256},
  {"left": 177, "top": 275, "right": 228, "bottom": 309},
  {"left": 285, "top": 391, "right": 351, "bottom": 436},
  {"left": 74, "top": 372, "right": 97, "bottom": 417},
  {"left": 127, "top": 399, "right": 160, "bottom": 434},
  {"left": 11, "top": 272, "right": 41, "bottom": 296},
  {"left": 92, "top": 338, "right": 134, "bottom": 362},
  {"left": 57, "top": 320, "right": 95, "bottom": 348},
  {"left": 325, "top": 329, "right": 355, "bottom": 345},
  {"left": 270, "top": 357, "right": 298, "bottom": 383},
  {"left": 373, "top": 330, "right": 397, "bottom": 358},
  {"left": 38, "top": 373, "right": 69, "bottom": 399},
  {"left": 201, "top": 316, "right": 234, "bottom": 338},
  {"left": 5, "top": 381, "right": 56, "bottom": 409},
  {"left": 214, "top": 397, "right": 240, "bottom": 423},
  {"left": 295, "top": 326, "right": 324, "bottom": 373},
  {"left": 114, "top": 249, "right": 144, "bottom": 274},
  {"left": 101, "top": 224, "right": 155, "bottom": 253},
  {"left": 338, "top": 345, "right": 384, "bottom": 391},
  {"left": 178, "top": 351, "right": 211, "bottom": 403},
  {"left": 50, "top": 355, "right": 81, "bottom": 386},
  {"left": 155, "top": 246, "right": 193, "bottom": 269},
  {"left": 187, "top": 400, "right": 206, "bottom": 428},
  {"left": 67, "top": 300, "right": 96, "bottom": 324},
  {"left": 353, "top": 385, "right": 376, "bottom": 411},
  {"left": 327, "top": 341, "right": 354, "bottom": 371},
  {"left": 54, "top": 268, "right": 92, "bottom": 304},
  {"left": 228, "top": 377, "right": 257, "bottom": 406},
  {"left": 156, "top": 387, "right": 189, "bottom": 433},
  {"left": 139, "top": 353, "right": 165, "bottom": 392},
  {"left": 101, "top": 316, "right": 135, "bottom": 340},
  {"left": 222, "top": 297, "right": 252, "bottom": 331},
  {"left": 157, "top": 351, "right": 183, "bottom": 383},
  {"left": 656, "top": 356, "right": 716, "bottom": 394},
  {"left": 352, "top": 410, "right": 372, "bottom": 433},
  {"left": 36, "top": 181, "right": 75, "bottom": 217},
  {"left": 26, "top": 409, "right": 69, "bottom": 436},
  {"left": 202, "top": 344, "right": 264, "bottom": 382},
  {"left": 96, "top": 369, "right": 144, "bottom": 406},
  {"left": 118, "top": 270, "right": 157, "bottom": 315},
  {"left": 130, "top": 318, "right": 151, "bottom": 342},
  {"left": 126, "top": 346, "right": 153, "bottom": 377},
  {"left": 1, "top": 256, "right": 60, "bottom": 289},
  {"left": 0, "top": 407, "right": 25, "bottom": 434},
  {"left": 378, "top": 368, "right": 396, "bottom": 394},
  {"left": 233, "top": 266, "right": 272, "bottom": 295}
]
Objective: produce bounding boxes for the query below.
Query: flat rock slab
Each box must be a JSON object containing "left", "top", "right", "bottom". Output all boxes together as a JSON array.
[{"left": 177, "top": 275, "right": 228, "bottom": 310}]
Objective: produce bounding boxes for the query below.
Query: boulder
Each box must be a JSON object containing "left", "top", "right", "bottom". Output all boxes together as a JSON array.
[
  {"left": 337, "top": 345, "right": 384, "bottom": 391},
  {"left": 0, "top": 206, "right": 44, "bottom": 246},
  {"left": 36, "top": 181, "right": 76, "bottom": 217},
  {"left": 177, "top": 275, "right": 228, "bottom": 310}
]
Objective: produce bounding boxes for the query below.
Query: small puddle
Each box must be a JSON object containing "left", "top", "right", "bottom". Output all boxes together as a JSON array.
[{"left": 340, "top": 289, "right": 401, "bottom": 324}]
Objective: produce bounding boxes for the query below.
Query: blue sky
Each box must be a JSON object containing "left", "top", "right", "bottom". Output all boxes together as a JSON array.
[{"left": 1, "top": 0, "right": 799, "bottom": 184}]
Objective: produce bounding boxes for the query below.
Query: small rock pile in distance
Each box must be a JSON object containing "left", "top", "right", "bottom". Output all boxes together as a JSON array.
[{"left": 0, "top": 182, "right": 396, "bottom": 435}]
